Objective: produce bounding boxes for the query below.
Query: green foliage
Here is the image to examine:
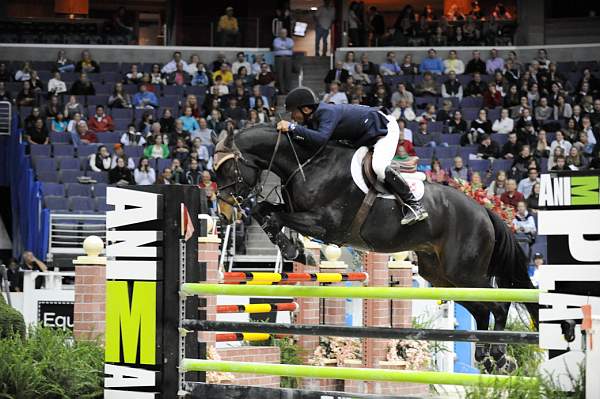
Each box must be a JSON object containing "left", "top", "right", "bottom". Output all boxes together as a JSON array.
[
  {"left": 0, "top": 294, "right": 26, "bottom": 339},
  {"left": 275, "top": 337, "right": 303, "bottom": 388},
  {"left": 0, "top": 326, "right": 104, "bottom": 399}
]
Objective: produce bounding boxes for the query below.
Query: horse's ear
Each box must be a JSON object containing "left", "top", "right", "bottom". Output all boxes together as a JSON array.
[{"left": 223, "top": 125, "right": 234, "bottom": 149}]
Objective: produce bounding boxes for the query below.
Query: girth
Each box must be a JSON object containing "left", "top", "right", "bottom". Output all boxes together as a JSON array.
[{"left": 346, "top": 150, "right": 379, "bottom": 246}]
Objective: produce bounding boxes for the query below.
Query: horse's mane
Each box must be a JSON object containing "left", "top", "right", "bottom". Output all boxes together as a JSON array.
[{"left": 234, "top": 123, "right": 277, "bottom": 137}]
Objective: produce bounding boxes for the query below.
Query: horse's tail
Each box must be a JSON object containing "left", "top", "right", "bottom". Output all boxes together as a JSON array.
[{"left": 485, "top": 208, "right": 539, "bottom": 329}]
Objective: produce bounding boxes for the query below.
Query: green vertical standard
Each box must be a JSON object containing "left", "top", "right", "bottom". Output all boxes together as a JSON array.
[{"left": 181, "top": 359, "right": 537, "bottom": 387}]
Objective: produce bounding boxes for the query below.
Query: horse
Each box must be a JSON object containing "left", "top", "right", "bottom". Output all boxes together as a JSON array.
[{"left": 213, "top": 124, "right": 538, "bottom": 372}]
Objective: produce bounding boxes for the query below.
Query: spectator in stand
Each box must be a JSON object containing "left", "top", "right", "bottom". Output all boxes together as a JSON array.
[
  {"left": 553, "top": 94, "right": 572, "bottom": 121},
  {"left": 487, "top": 170, "right": 507, "bottom": 196},
  {"left": 440, "top": 70, "right": 462, "bottom": 100},
  {"left": 255, "top": 63, "right": 277, "bottom": 87},
  {"left": 380, "top": 52, "right": 401, "bottom": 76},
  {"left": 28, "top": 70, "right": 44, "bottom": 94},
  {"left": 551, "top": 154, "right": 568, "bottom": 171},
  {"left": 418, "top": 103, "right": 438, "bottom": 123},
  {"left": 199, "top": 171, "right": 218, "bottom": 206},
  {"left": 208, "top": 76, "right": 229, "bottom": 100},
  {"left": 4, "top": 258, "right": 21, "bottom": 292},
  {"left": 485, "top": 48, "right": 504, "bottom": 74},
  {"left": 513, "top": 201, "right": 537, "bottom": 241},
  {"left": 443, "top": 50, "right": 465, "bottom": 75},
  {"left": 324, "top": 61, "right": 350, "bottom": 85},
  {"left": 426, "top": 158, "right": 449, "bottom": 184},
  {"left": 185, "top": 54, "right": 200, "bottom": 76},
  {"left": 492, "top": 108, "right": 514, "bottom": 134},
  {"left": 465, "top": 72, "right": 487, "bottom": 97},
  {"left": 161, "top": 51, "right": 188, "bottom": 74},
  {"left": 511, "top": 144, "right": 537, "bottom": 181},
  {"left": 185, "top": 158, "right": 203, "bottom": 185},
  {"left": 55, "top": 50, "right": 75, "bottom": 73},
  {"left": 24, "top": 107, "right": 42, "bottom": 130},
  {"left": 109, "top": 156, "right": 135, "bottom": 186},
  {"left": 575, "top": 131, "right": 594, "bottom": 158},
  {"left": 144, "top": 134, "right": 170, "bottom": 159},
  {"left": 133, "top": 83, "right": 159, "bottom": 109},
  {"left": 448, "top": 110, "right": 468, "bottom": 135},
  {"left": 272, "top": 28, "right": 294, "bottom": 94},
  {"left": 369, "top": 6, "right": 385, "bottom": 46},
  {"left": 342, "top": 51, "right": 357, "bottom": 75},
  {"left": 166, "top": 62, "right": 191, "bottom": 86},
  {"left": 420, "top": 49, "right": 444, "bottom": 75},
  {"left": 111, "top": 144, "right": 135, "bottom": 169},
  {"left": 70, "top": 73, "right": 96, "bottom": 95},
  {"left": 64, "top": 95, "right": 84, "bottom": 119},
  {"left": 171, "top": 138, "right": 191, "bottom": 165},
  {"left": 413, "top": 120, "right": 446, "bottom": 147},
  {"left": 224, "top": 97, "right": 248, "bottom": 127},
  {"left": 396, "top": 118, "right": 413, "bottom": 143},
  {"left": 449, "top": 156, "right": 470, "bottom": 181},
  {"left": 323, "top": 81, "right": 348, "bottom": 104},
  {"left": 48, "top": 71, "right": 67, "bottom": 96},
  {"left": 212, "top": 63, "right": 234, "bottom": 85},
  {"left": 500, "top": 178, "right": 524, "bottom": 208},
  {"left": 352, "top": 63, "right": 371, "bottom": 86},
  {"left": 89, "top": 145, "right": 112, "bottom": 172},
  {"left": 248, "top": 85, "right": 269, "bottom": 109},
  {"left": 50, "top": 112, "right": 67, "bottom": 133},
  {"left": 314, "top": 0, "right": 336, "bottom": 56},
  {"left": 75, "top": 50, "right": 100, "bottom": 73},
  {"left": 517, "top": 168, "right": 540, "bottom": 198},
  {"left": 566, "top": 146, "right": 586, "bottom": 170},
  {"left": 360, "top": 53, "right": 379, "bottom": 75},
  {"left": 134, "top": 157, "right": 156, "bottom": 185},
  {"left": 391, "top": 82, "right": 414, "bottom": 108},
  {"left": 44, "top": 95, "right": 61, "bottom": 120},
  {"left": 87, "top": 105, "right": 114, "bottom": 133},
  {"left": 0, "top": 63, "right": 11, "bottom": 82},
  {"left": 14, "top": 62, "right": 32, "bottom": 82},
  {"left": 550, "top": 130, "right": 572, "bottom": 155},
  {"left": 465, "top": 51, "right": 486, "bottom": 75},
  {"left": 108, "top": 82, "right": 132, "bottom": 109},
  {"left": 463, "top": 108, "right": 492, "bottom": 145},
  {"left": 483, "top": 82, "right": 502, "bottom": 109},
  {"left": 581, "top": 115, "right": 598, "bottom": 150},
  {"left": 391, "top": 98, "right": 416, "bottom": 122},
  {"left": 176, "top": 106, "right": 199, "bottom": 135},
  {"left": 231, "top": 52, "right": 251, "bottom": 76},
  {"left": 429, "top": 26, "right": 447, "bottom": 46},
  {"left": 217, "top": 6, "right": 240, "bottom": 46},
  {"left": 0, "top": 82, "right": 13, "bottom": 103},
  {"left": 149, "top": 63, "right": 166, "bottom": 86},
  {"left": 66, "top": 114, "right": 82, "bottom": 134},
  {"left": 416, "top": 72, "right": 439, "bottom": 96},
  {"left": 16, "top": 81, "right": 36, "bottom": 107},
  {"left": 120, "top": 124, "right": 146, "bottom": 147},
  {"left": 124, "top": 64, "right": 143, "bottom": 85},
  {"left": 235, "top": 67, "right": 253, "bottom": 88},
  {"left": 477, "top": 134, "right": 500, "bottom": 159},
  {"left": 534, "top": 97, "right": 553, "bottom": 126},
  {"left": 156, "top": 167, "right": 173, "bottom": 185},
  {"left": 70, "top": 120, "right": 96, "bottom": 146},
  {"left": 24, "top": 117, "right": 49, "bottom": 145},
  {"left": 190, "top": 63, "right": 210, "bottom": 87}
]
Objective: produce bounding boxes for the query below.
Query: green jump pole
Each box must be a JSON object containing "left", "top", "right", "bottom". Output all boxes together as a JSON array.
[
  {"left": 181, "top": 359, "right": 537, "bottom": 387},
  {"left": 181, "top": 283, "right": 541, "bottom": 303}
]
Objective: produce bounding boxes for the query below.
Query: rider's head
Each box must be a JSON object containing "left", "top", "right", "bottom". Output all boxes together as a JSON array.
[{"left": 285, "top": 87, "right": 319, "bottom": 123}]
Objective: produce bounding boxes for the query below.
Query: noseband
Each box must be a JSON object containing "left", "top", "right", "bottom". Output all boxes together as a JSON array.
[{"left": 214, "top": 152, "right": 262, "bottom": 211}]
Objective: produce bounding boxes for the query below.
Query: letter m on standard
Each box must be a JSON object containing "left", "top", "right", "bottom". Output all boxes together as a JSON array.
[{"left": 105, "top": 281, "right": 156, "bottom": 365}]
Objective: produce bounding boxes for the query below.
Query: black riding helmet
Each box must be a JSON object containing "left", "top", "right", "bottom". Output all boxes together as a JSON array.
[{"left": 285, "top": 87, "right": 319, "bottom": 112}]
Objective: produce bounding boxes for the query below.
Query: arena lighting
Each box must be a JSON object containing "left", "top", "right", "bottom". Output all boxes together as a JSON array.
[{"left": 311, "top": 7, "right": 318, "bottom": 10}]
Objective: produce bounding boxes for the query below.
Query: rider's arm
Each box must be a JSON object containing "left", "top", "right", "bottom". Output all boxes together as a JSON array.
[{"left": 289, "top": 107, "right": 341, "bottom": 146}]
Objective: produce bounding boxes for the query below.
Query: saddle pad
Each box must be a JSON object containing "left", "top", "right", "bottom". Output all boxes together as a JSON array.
[{"left": 351, "top": 146, "right": 425, "bottom": 201}]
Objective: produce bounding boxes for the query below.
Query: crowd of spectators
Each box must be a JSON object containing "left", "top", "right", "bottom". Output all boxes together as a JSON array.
[
  {"left": 348, "top": 1, "right": 517, "bottom": 47},
  {"left": 328, "top": 47, "right": 600, "bottom": 254},
  {"left": 0, "top": 49, "right": 284, "bottom": 216}
]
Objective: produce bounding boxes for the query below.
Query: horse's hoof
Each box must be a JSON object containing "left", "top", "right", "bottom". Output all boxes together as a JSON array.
[{"left": 482, "top": 357, "right": 495, "bottom": 374}]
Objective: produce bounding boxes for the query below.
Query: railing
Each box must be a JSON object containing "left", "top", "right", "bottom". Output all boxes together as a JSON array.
[
  {"left": 179, "top": 17, "right": 262, "bottom": 47},
  {"left": 0, "top": 101, "right": 11, "bottom": 136},
  {"left": 47, "top": 213, "right": 106, "bottom": 259}
]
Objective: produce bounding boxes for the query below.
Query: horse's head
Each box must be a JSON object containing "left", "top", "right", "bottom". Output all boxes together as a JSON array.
[{"left": 213, "top": 128, "right": 261, "bottom": 223}]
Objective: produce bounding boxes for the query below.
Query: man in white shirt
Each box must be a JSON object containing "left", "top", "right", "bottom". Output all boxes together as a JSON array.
[
  {"left": 48, "top": 71, "right": 67, "bottom": 95},
  {"left": 550, "top": 130, "right": 572, "bottom": 154},
  {"left": 161, "top": 51, "right": 188, "bottom": 74},
  {"left": 314, "top": 0, "right": 335, "bottom": 56},
  {"left": 232, "top": 52, "right": 252, "bottom": 76},
  {"left": 581, "top": 115, "right": 598, "bottom": 148},
  {"left": 492, "top": 108, "right": 514, "bottom": 134},
  {"left": 322, "top": 81, "right": 348, "bottom": 104},
  {"left": 443, "top": 50, "right": 465, "bottom": 75},
  {"left": 517, "top": 168, "right": 540, "bottom": 199},
  {"left": 391, "top": 98, "right": 416, "bottom": 122}
]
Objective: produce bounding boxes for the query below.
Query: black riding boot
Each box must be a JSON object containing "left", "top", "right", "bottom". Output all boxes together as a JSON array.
[{"left": 384, "top": 166, "right": 429, "bottom": 225}]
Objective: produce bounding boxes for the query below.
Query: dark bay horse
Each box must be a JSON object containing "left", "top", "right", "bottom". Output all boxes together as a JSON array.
[{"left": 214, "top": 124, "right": 538, "bottom": 370}]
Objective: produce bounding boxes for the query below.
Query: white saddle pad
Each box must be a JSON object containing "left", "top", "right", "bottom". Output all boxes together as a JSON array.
[{"left": 350, "top": 146, "right": 425, "bottom": 201}]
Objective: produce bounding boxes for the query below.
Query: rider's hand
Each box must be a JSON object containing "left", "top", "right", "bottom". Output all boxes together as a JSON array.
[{"left": 277, "top": 120, "right": 290, "bottom": 132}]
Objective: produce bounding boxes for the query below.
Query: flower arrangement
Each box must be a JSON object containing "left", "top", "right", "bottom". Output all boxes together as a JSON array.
[
  {"left": 448, "top": 178, "right": 516, "bottom": 230},
  {"left": 206, "top": 346, "right": 235, "bottom": 383},
  {"left": 308, "top": 337, "right": 362, "bottom": 367},
  {"left": 386, "top": 339, "right": 431, "bottom": 370}
]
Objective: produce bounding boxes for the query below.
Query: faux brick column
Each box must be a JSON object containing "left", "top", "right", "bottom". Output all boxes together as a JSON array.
[
  {"left": 73, "top": 235, "right": 106, "bottom": 342},
  {"left": 320, "top": 245, "right": 347, "bottom": 328},
  {"left": 295, "top": 238, "right": 322, "bottom": 391},
  {"left": 388, "top": 254, "right": 413, "bottom": 329}
]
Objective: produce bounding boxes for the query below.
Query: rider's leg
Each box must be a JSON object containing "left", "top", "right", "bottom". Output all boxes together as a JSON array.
[{"left": 372, "top": 115, "right": 428, "bottom": 225}]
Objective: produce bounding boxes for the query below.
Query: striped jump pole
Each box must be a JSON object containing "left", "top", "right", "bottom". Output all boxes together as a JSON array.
[
  {"left": 182, "top": 283, "right": 541, "bottom": 303},
  {"left": 216, "top": 302, "right": 299, "bottom": 314},
  {"left": 216, "top": 333, "right": 272, "bottom": 342},
  {"left": 181, "top": 359, "right": 537, "bottom": 387},
  {"left": 221, "top": 272, "right": 368, "bottom": 284}
]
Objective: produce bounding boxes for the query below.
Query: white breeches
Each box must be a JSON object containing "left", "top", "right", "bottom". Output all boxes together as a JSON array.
[{"left": 372, "top": 112, "right": 400, "bottom": 181}]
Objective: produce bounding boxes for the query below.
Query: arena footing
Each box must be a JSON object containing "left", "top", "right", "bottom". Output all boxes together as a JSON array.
[
  {"left": 182, "top": 319, "right": 539, "bottom": 344},
  {"left": 185, "top": 382, "right": 426, "bottom": 399}
]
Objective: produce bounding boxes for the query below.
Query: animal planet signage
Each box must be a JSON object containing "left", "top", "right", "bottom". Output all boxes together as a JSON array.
[
  {"left": 103, "top": 187, "right": 163, "bottom": 398},
  {"left": 537, "top": 171, "right": 600, "bottom": 391}
]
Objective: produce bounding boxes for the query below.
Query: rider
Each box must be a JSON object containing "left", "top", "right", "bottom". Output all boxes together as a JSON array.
[{"left": 277, "top": 87, "right": 428, "bottom": 225}]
